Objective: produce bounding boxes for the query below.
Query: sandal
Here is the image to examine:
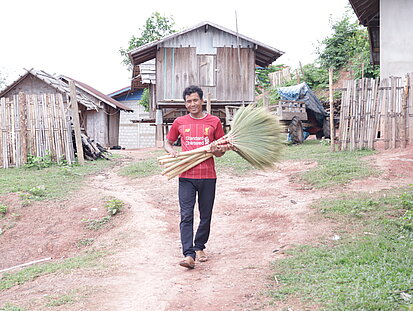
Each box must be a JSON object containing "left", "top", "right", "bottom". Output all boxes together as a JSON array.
[
  {"left": 196, "top": 250, "right": 208, "bottom": 262},
  {"left": 179, "top": 256, "right": 195, "bottom": 269}
]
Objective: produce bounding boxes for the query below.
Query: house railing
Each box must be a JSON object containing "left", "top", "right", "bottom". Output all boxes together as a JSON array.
[{"left": 0, "top": 93, "right": 74, "bottom": 168}]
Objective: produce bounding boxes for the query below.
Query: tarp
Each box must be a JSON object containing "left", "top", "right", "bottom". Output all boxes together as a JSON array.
[{"left": 277, "top": 82, "right": 327, "bottom": 116}]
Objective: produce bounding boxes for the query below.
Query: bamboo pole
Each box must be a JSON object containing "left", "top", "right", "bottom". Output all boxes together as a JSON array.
[
  {"left": 0, "top": 97, "right": 7, "bottom": 168},
  {"left": 382, "top": 78, "right": 390, "bottom": 149},
  {"left": 349, "top": 80, "right": 357, "bottom": 151},
  {"left": 400, "top": 74, "right": 409, "bottom": 148},
  {"left": 69, "top": 81, "right": 84, "bottom": 165},
  {"left": 409, "top": 73, "right": 413, "bottom": 144},
  {"left": 359, "top": 78, "right": 366, "bottom": 149},
  {"left": 18, "top": 93, "right": 28, "bottom": 166},
  {"left": 0, "top": 257, "right": 52, "bottom": 273},
  {"left": 329, "top": 68, "right": 335, "bottom": 151}
]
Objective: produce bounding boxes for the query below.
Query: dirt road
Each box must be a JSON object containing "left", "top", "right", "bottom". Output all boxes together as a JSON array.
[{"left": 1, "top": 146, "right": 413, "bottom": 310}]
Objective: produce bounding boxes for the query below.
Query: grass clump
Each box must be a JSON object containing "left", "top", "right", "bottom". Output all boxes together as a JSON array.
[
  {"left": 0, "top": 251, "right": 104, "bottom": 291},
  {"left": 45, "top": 292, "right": 77, "bottom": 307},
  {"left": 0, "top": 204, "right": 7, "bottom": 216},
  {"left": 270, "top": 186, "right": 413, "bottom": 310},
  {"left": 83, "top": 197, "right": 125, "bottom": 230},
  {"left": 105, "top": 198, "right": 124, "bottom": 216},
  {"left": 283, "top": 140, "right": 376, "bottom": 188}
]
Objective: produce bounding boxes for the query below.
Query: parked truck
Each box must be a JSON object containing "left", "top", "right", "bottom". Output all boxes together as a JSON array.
[{"left": 274, "top": 82, "right": 330, "bottom": 143}]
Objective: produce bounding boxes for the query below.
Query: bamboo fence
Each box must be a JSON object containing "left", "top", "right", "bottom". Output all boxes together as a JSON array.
[
  {"left": 338, "top": 73, "right": 413, "bottom": 150},
  {"left": 0, "top": 93, "right": 74, "bottom": 168}
]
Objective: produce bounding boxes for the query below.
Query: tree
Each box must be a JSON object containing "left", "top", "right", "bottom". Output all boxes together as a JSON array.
[
  {"left": 119, "top": 12, "right": 176, "bottom": 69},
  {"left": 317, "top": 12, "right": 379, "bottom": 79},
  {"left": 0, "top": 70, "right": 7, "bottom": 90}
]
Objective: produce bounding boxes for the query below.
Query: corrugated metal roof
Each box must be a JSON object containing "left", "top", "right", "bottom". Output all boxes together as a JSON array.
[
  {"left": 0, "top": 69, "right": 133, "bottom": 112},
  {"left": 61, "top": 76, "right": 133, "bottom": 112},
  {"left": 128, "top": 21, "right": 284, "bottom": 67},
  {"left": 0, "top": 69, "right": 99, "bottom": 110},
  {"left": 349, "top": 0, "right": 379, "bottom": 26}
]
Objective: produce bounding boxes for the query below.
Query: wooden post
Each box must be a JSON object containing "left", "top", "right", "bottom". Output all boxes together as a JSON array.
[
  {"left": 206, "top": 92, "right": 211, "bottom": 114},
  {"left": 296, "top": 69, "right": 300, "bottom": 84},
  {"left": 155, "top": 109, "right": 164, "bottom": 148},
  {"left": 69, "top": 80, "right": 84, "bottom": 165},
  {"left": 401, "top": 74, "right": 409, "bottom": 148},
  {"left": 329, "top": 67, "right": 335, "bottom": 151},
  {"left": 299, "top": 61, "right": 304, "bottom": 77}
]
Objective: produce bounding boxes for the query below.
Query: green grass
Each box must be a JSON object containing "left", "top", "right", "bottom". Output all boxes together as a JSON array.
[
  {"left": 45, "top": 291, "right": 77, "bottom": 307},
  {"left": 0, "top": 304, "right": 24, "bottom": 311},
  {"left": 282, "top": 140, "right": 377, "bottom": 188},
  {"left": 119, "top": 158, "right": 162, "bottom": 177},
  {"left": 270, "top": 187, "right": 413, "bottom": 310},
  {"left": 0, "top": 159, "right": 116, "bottom": 200},
  {"left": 215, "top": 150, "right": 256, "bottom": 174},
  {"left": 0, "top": 251, "right": 105, "bottom": 291}
]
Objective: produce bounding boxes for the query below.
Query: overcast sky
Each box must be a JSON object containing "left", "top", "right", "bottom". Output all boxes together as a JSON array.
[{"left": 0, "top": 0, "right": 352, "bottom": 94}]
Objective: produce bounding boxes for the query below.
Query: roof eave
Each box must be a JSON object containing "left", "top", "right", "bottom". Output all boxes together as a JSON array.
[{"left": 128, "top": 21, "right": 284, "bottom": 67}]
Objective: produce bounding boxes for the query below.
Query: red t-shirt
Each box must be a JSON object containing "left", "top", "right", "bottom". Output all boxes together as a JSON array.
[{"left": 166, "top": 114, "right": 225, "bottom": 179}]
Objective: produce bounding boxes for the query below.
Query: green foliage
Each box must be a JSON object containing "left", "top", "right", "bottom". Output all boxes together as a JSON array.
[
  {"left": 302, "top": 63, "right": 329, "bottom": 90},
  {"left": 24, "top": 152, "right": 54, "bottom": 169},
  {"left": 105, "top": 198, "right": 124, "bottom": 216},
  {"left": 0, "top": 204, "right": 7, "bottom": 216},
  {"left": 140, "top": 88, "right": 150, "bottom": 112},
  {"left": 317, "top": 13, "right": 379, "bottom": 78},
  {"left": 120, "top": 12, "right": 176, "bottom": 69},
  {"left": 0, "top": 70, "right": 7, "bottom": 91},
  {"left": 83, "top": 198, "right": 124, "bottom": 230},
  {"left": 255, "top": 64, "right": 285, "bottom": 93}
]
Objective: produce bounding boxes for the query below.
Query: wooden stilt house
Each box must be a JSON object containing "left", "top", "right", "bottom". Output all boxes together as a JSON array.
[{"left": 128, "top": 21, "right": 284, "bottom": 146}]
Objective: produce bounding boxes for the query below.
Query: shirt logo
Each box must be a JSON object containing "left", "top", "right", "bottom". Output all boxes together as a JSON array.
[
  {"left": 185, "top": 128, "right": 191, "bottom": 133},
  {"left": 204, "top": 127, "right": 210, "bottom": 135}
]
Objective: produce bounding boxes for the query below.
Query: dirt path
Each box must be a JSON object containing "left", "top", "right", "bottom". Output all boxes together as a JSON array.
[
  {"left": 1, "top": 146, "right": 413, "bottom": 311},
  {"left": 73, "top": 153, "right": 335, "bottom": 311}
]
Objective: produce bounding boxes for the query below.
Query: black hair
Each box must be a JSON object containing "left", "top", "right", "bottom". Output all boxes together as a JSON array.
[{"left": 182, "top": 85, "right": 203, "bottom": 101}]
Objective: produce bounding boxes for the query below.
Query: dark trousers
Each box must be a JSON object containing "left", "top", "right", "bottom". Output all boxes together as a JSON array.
[{"left": 178, "top": 178, "right": 217, "bottom": 259}]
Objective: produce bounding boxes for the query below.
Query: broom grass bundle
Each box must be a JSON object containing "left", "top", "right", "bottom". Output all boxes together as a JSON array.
[{"left": 158, "top": 105, "right": 284, "bottom": 179}]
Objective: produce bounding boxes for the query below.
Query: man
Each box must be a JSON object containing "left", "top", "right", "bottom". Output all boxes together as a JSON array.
[{"left": 164, "top": 85, "right": 229, "bottom": 269}]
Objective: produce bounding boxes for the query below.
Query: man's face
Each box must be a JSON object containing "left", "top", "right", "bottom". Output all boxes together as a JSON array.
[{"left": 185, "top": 92, "right": 203, "bottom": 117}]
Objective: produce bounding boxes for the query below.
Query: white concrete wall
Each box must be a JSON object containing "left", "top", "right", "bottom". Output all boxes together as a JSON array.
[
  {"left": 119, "top": 100, "right": 155, "bottom": 149},
  {"left": 381, "top": 0, "right": 413, "bottom": 78}
]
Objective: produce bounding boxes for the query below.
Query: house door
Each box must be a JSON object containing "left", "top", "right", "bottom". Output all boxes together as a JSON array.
[{"left": 198, "top": 55, "right": 216, "bottom": 99}]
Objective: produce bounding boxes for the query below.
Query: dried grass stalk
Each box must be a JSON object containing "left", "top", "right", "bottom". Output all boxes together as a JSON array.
[{"left": 158, "top": 105, "right": 284, "bottom": 179}]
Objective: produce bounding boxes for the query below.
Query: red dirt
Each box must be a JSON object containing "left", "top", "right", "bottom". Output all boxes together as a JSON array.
[{"left": 1, "top": 145, "right": 412, "bottom": 310}]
